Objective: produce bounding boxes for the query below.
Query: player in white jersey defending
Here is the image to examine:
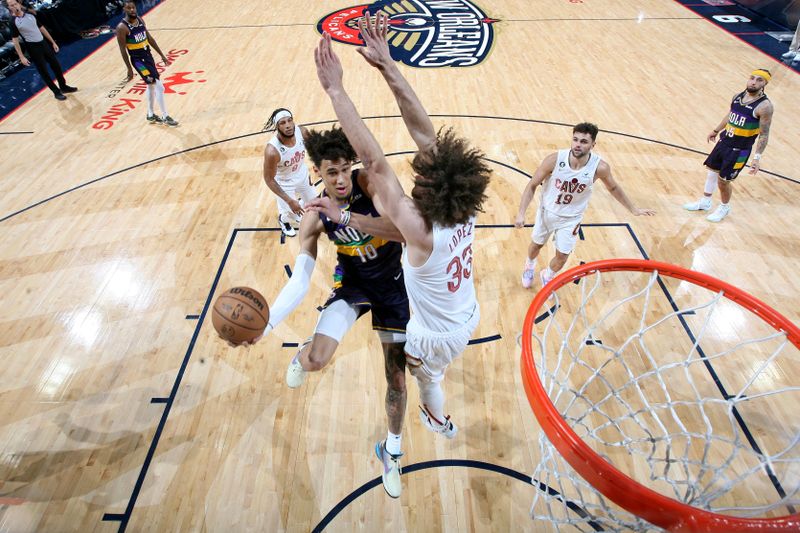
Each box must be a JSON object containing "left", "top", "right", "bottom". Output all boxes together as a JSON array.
[
  {"left": 263, "top": 108, "right": 317, "bottom": 237},
  {"left": 515, "top": 123, "right": 655, "bottom": 287},
  {"left": 314, "top": 11, "right": 491, "bottom": 484}
]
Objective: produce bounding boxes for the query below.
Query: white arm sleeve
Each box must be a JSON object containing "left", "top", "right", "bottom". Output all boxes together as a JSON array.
[{"left": 265, "top": 253, "right": 316, "bottom": 333}]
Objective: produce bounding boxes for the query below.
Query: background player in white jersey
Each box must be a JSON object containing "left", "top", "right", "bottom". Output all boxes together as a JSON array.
[
  {"left": 515, "top": 123, "right": 655, "bottom": 287},
  {"left": 314, "top": 13, "right": 491, "bottom": 452},
  {"left": 263, "top": 108, "right": 317, "bottom": 237}
]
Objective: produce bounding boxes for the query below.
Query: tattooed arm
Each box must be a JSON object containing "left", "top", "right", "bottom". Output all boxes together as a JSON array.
[{"left": 750, "top": 100, "right": 774, "bottom": 175}]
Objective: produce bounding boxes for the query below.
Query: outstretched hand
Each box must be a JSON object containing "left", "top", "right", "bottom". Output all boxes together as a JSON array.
[
  {"left": 356, "top": 10, "right": 392, "bottom": 70},
  {"left": 224, "top": 333, "right": 263, "bottom": 349},
  {"left": 314, "top": 32, "right": 344, "bottom": 93}
]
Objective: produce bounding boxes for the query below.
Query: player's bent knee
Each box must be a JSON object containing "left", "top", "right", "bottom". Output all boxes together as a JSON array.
[{"left": 305, "top": 347, "right": 332, "bottom": 372}]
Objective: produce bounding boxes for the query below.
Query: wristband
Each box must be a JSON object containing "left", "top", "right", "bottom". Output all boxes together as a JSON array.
[
  {"left": 753, "top": 153, "right": 762, "bottom": 161},
  {"left": 338, "top": 209, "right": 351, "bottom": 229}
]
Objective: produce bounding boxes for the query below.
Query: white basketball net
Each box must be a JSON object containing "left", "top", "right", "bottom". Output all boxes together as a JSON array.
[{"left": 527, "top": 267, "right": 800, "bottom": 531}]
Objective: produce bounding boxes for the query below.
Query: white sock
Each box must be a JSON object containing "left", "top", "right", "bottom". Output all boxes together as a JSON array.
[
  {"left": 543, "top": 266, "right": 556, "bottom": 279},
  {"left": 385, "top": 431, "right": 402, "bottom": 455},
  {"left": 155, "top": 79, "right": 168, "bottom": 117},
  {"left": 703, "top": 171, "right": 718, "bottom": 196},
  {"left": 145, "top": 84, "right": 155, "bottom": 116},
  {"left": 525, "top": 258, "right": 536, "bottom": 269},
  {"left": 417, "top": 378, "right": 446, "bottom": 425}
]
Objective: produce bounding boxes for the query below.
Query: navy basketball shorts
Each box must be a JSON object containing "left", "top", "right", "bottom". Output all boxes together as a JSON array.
[
  {"left": 322, "top": 269, "right": 409, "bottom": 334},
  {"left": 131, "top": 51, "right": 159, "bottom": 84},
  {"left": 704, "top": 142, "right": 751, "bottom": 181}
]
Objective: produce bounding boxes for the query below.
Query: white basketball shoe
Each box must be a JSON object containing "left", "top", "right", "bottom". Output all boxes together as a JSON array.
[
  {"left": 521, "top": 261, "right": 536, "bottom": 289},
  {"left": 279, "top": 214, "right": 297, "bottom": 237},
  {"left": 286, "top": 338, "right": 313, "bottom": 388},
  {"left": 375, "top": 440, "right": 402, "bottom": 498},
  {"left": 683, "top": 197, "right": 712, "bottom": 211},
  {"left": 285, "top": 357, "right": 306, "bottom": 388},
  {"left": 706, "top": 204, "right": 730, "bottom": 223}
]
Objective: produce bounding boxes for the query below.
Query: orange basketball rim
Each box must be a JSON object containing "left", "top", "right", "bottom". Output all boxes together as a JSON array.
[{"left": 520, "top": 258, "right": 800, "bottom": 532}]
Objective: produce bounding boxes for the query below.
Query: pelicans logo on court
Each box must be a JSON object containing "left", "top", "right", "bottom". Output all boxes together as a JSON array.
[{"left": 318, "top": 0, "right": 498, "bottom": 68}]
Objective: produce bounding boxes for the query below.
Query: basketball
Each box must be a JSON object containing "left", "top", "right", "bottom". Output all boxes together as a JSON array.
[{"left": 212, "top": 287, "right": 269, "bottom": 345}]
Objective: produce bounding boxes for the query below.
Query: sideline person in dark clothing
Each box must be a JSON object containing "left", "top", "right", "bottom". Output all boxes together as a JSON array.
[{"left": 7, "top": 0, "right": 77, "bottom": 100}]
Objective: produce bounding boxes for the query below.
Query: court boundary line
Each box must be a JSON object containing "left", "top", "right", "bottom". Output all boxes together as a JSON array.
[
  {"left": 100, "top": 227, "right": 279, "bottom": 531},
  {"left": 312, "top": 459, "right": 603, "bottom": 533},
  {"left": 672, "top": 0, "right": 800, "bottom": 73},
  {"left": 0, "top": 0, "right": 169, "bottom": 125},
  {"left": 102, "top": 223, "right": 594, "bottom": 532},
  {"left": 309, "top": 222, "right": 793, "bottom": 530},
  {"left": 3, "top": 114, "right": 797, "bottom": 224}
]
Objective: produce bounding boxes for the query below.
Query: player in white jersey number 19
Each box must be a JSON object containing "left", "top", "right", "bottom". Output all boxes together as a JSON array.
[{"left": 515, "top": 123, "right": 655, "bottom": 288}]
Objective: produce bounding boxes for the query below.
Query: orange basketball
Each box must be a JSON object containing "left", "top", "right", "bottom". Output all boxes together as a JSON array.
[{"left": 212, "top": 287, "right": 269, "bottom": 345}]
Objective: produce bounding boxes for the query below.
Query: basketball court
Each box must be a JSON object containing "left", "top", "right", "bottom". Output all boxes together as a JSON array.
[{"left": 1, "top": 0, "right": 799, "bottom": 531}]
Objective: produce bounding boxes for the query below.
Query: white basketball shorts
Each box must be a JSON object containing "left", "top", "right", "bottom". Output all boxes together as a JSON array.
[
  {"left": 404, "top": 304, "right": 480, "bottom": 383},
  {"left": 531, "top": 207, "right": 583, "bottom": 255}
]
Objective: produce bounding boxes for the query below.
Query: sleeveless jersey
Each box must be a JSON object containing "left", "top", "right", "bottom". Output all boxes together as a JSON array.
[
  {"left": 268, "top": 126, "right": 310, "bottom": 185},
  {"left": 719, "top": 91, "right": 769, "bottom": 150},
  {"left": 402, "top": 216, "right": 477, "bottom": 332},
  {"left": 124, "top": 17, "right": 150, "bottom": 56},
  {"left": 541, "top": 149, "right": 601, "bottom": 217},
  {"left": 320, "top": 171, "right": 402, "bottom": 283}
]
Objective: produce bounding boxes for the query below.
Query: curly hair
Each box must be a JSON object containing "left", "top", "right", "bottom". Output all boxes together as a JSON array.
[
  {"left": 410, "top": 127, "right": 491, "bottom": 228},
  {"left": 304, "top": 126, "right": 357, "bottom": 168}
]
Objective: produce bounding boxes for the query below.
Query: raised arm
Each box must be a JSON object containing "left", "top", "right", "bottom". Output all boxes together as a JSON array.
[
  {"left": 357, "top": 11, "right": 436, "bottom": 152},
  {"left": 515, "top": 152, "right": 557, "bottom": 227},
  {"left": 597, "top": 162, "right": 655, "bottom": 216},
  {"left": 749, "top": 100, "right": 774, "bottom": 175},
  {"left": 314, "top": 33, "right": 389, "bottom": 177}
]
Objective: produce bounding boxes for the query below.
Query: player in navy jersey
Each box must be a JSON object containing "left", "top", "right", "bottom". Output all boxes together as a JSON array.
[
  {"left": 228, "top": 126, "right": 410, "bottom": 498},
  {"left": 683, "top": 69, "right": 774, "bottom": 222},
  {"left": 115, "top": 1, "right": 178, "bottom": 126}
]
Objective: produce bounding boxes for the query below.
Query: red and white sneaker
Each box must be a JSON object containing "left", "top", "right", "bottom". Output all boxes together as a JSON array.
[{"left": 418, "top": 406, "right": 458, "bottom": 439}]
